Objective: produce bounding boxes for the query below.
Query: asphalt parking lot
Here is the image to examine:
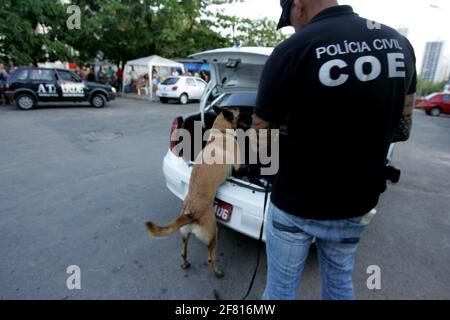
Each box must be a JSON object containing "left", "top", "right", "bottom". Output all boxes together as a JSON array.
[{"left": 0, "top": 98, "right": 449, "bottom": 300}]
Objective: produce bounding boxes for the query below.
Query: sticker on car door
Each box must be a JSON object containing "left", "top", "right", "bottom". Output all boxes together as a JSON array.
[{"left": 61, "top": 82, "right": 85, "bottom": 97}]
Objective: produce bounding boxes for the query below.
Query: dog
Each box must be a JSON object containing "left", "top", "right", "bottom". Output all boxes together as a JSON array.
[{"left": 145, "top": 106, "right": 241, "bottom": 278}]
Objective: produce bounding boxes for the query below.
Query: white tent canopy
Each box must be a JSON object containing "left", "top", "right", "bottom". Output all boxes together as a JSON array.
[{"left": 123, "top": 55, "right": 185, "bottom": 99}]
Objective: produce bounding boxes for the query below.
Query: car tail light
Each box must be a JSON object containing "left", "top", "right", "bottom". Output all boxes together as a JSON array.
[
  {"left": 172, "top": 86, "right": 178, "bottom": 91},
  {"left": 170, "top": 116, "right": 184, "bottom": 156}
]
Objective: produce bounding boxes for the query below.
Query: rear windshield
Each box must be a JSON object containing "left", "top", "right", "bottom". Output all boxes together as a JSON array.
[{"left": 162, "top": 77, "right": 179, "bottom": 85}]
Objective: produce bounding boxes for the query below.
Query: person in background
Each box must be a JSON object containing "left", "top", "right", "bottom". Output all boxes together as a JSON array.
[
  {"left": 107, "top": 66, "right": 115, "bottom": 80},
  {"left": 116, "top": 67, "right": 124, "bottom": 92},
  {"left": 87, "top": 67, "right": 96, "bottom": 82},
  {"left": 171, "top": 68, "right": 180, "bottom": 76},
  {"left": 151, "top": 67, "right": 160, "bottom": 100},
  {"left": 75, "top": 66, "right": 83, "bottom": 78},
  {"left": 98, "top": 67, "right": 108, "bottom": 84},
  {"left": 137, "top": 74, "right": 149, "bottom": 96},
  {"left": 0, "top": 64, "right": 9, "bottom": 105},
  {"left": 200, "top": 71, "right": 210, "bottom": 83},
  {"left": 7, "top": 59, "right": 17, "bottom": 74},
  {"left": 81, "top": 65, "right": 89, "bottom": 80}
]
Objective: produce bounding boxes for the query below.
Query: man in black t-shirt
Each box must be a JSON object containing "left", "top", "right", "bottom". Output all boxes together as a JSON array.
[{"left": 252, "top": 0, "right": 416, "bottom": 300}]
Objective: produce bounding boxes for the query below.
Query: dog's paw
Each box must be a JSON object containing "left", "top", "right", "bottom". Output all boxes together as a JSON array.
[
  {"left": 215, "top": 270, "right": 225, "bottom": 279},
  {"left": 181, "top": 262, "right": 191, "bottom": 269}
]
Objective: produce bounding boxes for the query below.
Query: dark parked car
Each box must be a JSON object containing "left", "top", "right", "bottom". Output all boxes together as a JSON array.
[{"left": 5, "top": 67, "right": 116, "bottom": 110}]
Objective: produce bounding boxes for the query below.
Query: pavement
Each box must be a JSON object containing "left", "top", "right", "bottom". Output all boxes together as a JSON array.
[{"left": 0, "top": 98, "right": 449, "bottom": 300}]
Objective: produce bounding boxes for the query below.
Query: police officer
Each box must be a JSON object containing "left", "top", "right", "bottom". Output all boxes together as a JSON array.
[{"left": 252, "top": 0, "right": 416, "bottom": 300}]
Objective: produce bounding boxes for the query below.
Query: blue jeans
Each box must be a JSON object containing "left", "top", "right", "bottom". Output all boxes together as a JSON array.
[{"left": 262, "top": 201, "right": 375, "bottom": 300}]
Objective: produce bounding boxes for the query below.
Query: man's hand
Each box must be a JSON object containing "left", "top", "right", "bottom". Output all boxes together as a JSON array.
[{"left": 393, "top": 94, "right": 415, "bottom": 142}]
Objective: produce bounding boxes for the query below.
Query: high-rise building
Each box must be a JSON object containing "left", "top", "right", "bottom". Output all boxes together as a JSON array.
[
  {"left": 420, "top": 41, "right": 444, "bottom": 82},
  {"left": 435, "top": 55, "right": 450, "bottom": 83}
]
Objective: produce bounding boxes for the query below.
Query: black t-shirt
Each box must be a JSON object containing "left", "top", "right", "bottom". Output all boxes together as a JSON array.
[{"left": 255, "top": 5, "right": 417, "bottom": 220}]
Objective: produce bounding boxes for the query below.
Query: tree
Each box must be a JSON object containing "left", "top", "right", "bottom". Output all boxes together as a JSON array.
[
  {"left": 65, "top": 0, "right": 243, "bottom": 68},
  {"left": 1, "top": 0, "right": 287, "bottom": 68},
  {"left": 217, "top": 15, "right": 289, "bottom": 47},
  {"left": 0, "top": 0, "right": 74, "bottom": 65},
  {"left": 417, "top": 77, "right": 447, "bottom": 96}
]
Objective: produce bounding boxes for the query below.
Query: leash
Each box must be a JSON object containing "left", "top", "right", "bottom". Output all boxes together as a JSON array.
[
  {"left": 213, "top": 180, "right": 270, "bottom": 301},
  {"left": 241, "top": 180, "right": 271, "bottom": 300}
]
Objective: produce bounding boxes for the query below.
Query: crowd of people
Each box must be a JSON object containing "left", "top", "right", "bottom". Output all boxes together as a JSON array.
[
  {"left": 74, "top": 65, "right": 124, "bottom": 91},
  {"left": 125, "top": 66, "right": 210, "bottom": 99}
]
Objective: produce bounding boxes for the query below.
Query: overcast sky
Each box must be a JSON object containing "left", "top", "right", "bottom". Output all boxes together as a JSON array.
[{"left": 219, "top": 0, "right": 450, "bottom": 69}]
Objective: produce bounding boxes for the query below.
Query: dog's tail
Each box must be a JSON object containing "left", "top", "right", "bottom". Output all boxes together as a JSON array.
[{"left": 145, "top": 214, "right": 193, "bottom": 237}]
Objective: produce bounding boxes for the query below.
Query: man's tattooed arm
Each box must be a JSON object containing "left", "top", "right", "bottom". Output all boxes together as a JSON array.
[{"left": 393, "top": 94, "right": 415, "bottom": 142}]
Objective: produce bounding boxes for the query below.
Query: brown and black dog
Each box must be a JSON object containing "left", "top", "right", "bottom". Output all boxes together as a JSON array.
[{"left": 145, "top": 107, "right": 241, "bottom": 278}]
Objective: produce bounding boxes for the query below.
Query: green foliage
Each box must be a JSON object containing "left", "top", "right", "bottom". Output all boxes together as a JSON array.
[
  {"left": 0, "top": 0, "right": 286, "bottom": 67},
  {"left": 417, "top": 77, "right": 447, "bottom": 96},
  {"left": 217, "top": 15, "right": 289, "bottom": 47},
  {"left": 0, "top": 0, "right": 73, "bottom": 65}
]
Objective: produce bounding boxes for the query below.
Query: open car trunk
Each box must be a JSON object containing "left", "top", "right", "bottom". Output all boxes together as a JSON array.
[
  {"left": 175, "top": 47, "right": 276, "bottom": 188},
  {"left": 180, "top": 94, "right": 272, "bottom": 189}
]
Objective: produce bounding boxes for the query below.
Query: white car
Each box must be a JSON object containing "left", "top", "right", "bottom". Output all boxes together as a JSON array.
[
  {"left": 162, "top": 47, "right": 395, "bottom": 240},
  {"left": 156, "top": 76, "right": 207, "bottom": 105},
  {"left": 162, "top": 47, "right": 274, "bottom": 240}
]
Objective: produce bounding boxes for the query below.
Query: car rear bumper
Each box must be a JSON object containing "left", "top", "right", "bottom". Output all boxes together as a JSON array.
[
  {"left": 156, "top": 90, "right": 180, "bottom": 99},
  {"left": 162, "top": 150, "right": 268, "bottom": 240}
]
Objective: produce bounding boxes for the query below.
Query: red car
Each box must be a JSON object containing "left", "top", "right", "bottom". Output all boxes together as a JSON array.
[{"left": 423, "top": 92, "right": 450, "bottom": 117}]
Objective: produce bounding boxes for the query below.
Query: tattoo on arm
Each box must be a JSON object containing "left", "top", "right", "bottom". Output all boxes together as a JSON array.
[{"left": 393, "top": 94, "right": 415, "bottom": 142}]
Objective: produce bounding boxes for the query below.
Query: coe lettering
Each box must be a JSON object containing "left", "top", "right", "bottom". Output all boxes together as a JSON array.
[{"left": 319, "top": 53, "right": 406, "bottom": 87}]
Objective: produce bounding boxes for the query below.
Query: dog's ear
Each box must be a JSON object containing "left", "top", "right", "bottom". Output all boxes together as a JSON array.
[
  {"left": 221, "top": 108, "right": 235, "bottom": 123},
  {"left": 213, "top": 105, "right": 222, "bottom": 115}
]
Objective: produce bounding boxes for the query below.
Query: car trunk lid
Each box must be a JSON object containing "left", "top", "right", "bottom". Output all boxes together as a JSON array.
[{"left": 189, "top": 46, "right": 274, "bottom": 125}]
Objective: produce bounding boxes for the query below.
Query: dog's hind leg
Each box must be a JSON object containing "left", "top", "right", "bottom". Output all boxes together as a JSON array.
[
  {"left": 208, "top": 234, "right": 224, "bottom": 278},
  {"left": 180, "top": 226, "right": 191, "bottom": 269}
]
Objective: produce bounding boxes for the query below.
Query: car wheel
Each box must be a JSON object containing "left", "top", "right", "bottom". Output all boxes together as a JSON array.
[
  {"left": 179, "top": 93, "right": 188, "bottom": 105},
  {"left": 16, "top": 93, "right": 36, "bottom": 110},
  {"left": 91, "top": 93, "right": 106, "bottom": 108},
  {"left": 160, "top": 98, "right": 169, "bottom": 104},
  {"left": 430, "top": 107, "right": 441, "bottom": 117}
]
